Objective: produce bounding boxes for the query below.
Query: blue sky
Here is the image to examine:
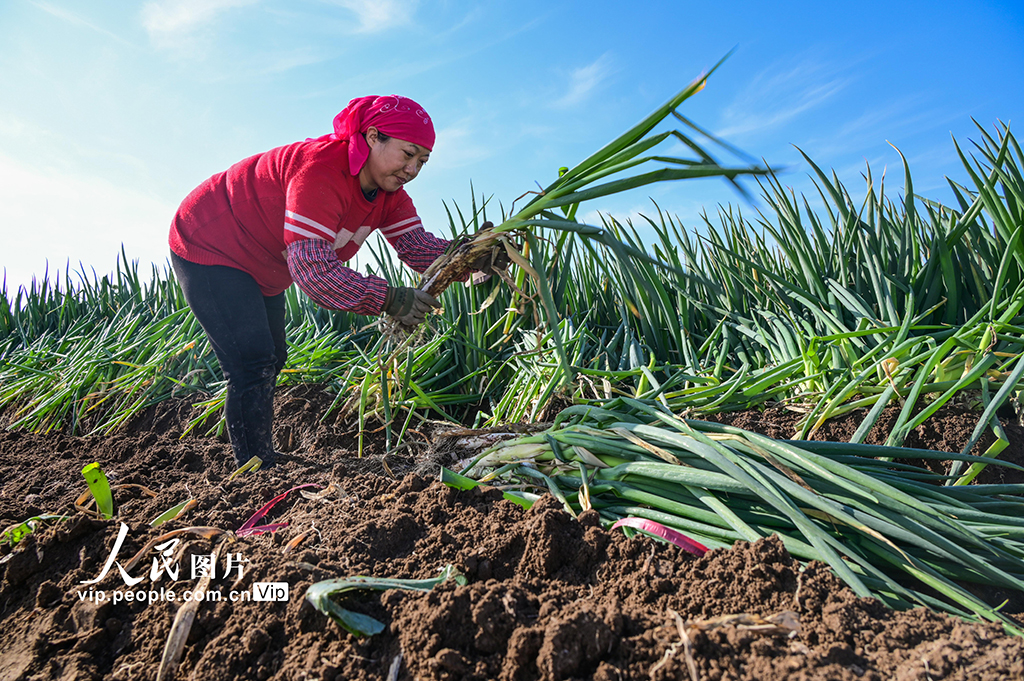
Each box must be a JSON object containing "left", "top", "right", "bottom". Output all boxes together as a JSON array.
[{"left": 1, "top": 0, "right": 1022, "bottom": 293}]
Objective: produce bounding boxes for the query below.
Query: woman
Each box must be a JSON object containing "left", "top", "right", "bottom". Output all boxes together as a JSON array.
[{"left": 169, "top": 94, "right": 496, "bottom": 469}]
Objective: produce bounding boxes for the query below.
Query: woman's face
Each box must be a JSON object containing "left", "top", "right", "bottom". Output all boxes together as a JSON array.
[{"left": 359, "top": 126, "right": 430, "bottom": 194}]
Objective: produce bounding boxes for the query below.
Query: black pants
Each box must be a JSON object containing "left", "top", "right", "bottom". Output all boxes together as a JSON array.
[{"left": 171, "top": 252, "right": 287, "bottom": 465}]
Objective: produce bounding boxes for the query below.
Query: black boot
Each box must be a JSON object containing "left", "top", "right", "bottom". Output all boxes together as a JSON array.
[{"left": 225, "top": 377, "right": 281, "bottom": 469}]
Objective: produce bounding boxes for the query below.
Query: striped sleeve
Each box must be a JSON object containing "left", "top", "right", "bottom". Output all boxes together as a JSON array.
[
  {"left": 384, "top": 224, "right": 452, "bottom": 273},
  {"left": 379, "top": 214, "right": 424, "bottom": 240},
  {"left": 377, "top": 191, "right": 451, "bottom": 273},
  {"left": 286, "top": 239, "right": 388, "bottom": 315}
]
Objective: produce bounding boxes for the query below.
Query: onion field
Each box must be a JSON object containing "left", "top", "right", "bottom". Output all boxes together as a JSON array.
[{"left": 2, "top": 68, "right": 1024, "bottom": 680}]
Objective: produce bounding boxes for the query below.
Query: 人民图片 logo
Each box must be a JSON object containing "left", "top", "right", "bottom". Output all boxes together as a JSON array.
[{"left": 75, "top": 522, "right": 279, "bottom": 605}]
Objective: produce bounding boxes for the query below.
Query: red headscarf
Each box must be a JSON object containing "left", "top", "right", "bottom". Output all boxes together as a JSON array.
[{"left": 317, "top": 95, "right": 435, "bottom": 175}]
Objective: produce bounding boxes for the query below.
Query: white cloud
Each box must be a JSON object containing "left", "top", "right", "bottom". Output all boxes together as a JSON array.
[
  {"left": 431, "top": 5, "right": 484, "bottom": 40},
  {"left": 800, "top": 97, "right": 946, "bottom": 160},
  {"left": 553, "top": 54, "right": 615, "bottom": 109},
  {"left": 321, "top": 0, "right": 419, "bottom": 33},
  {"left": 432, "top": 122, "right": 492, "bottom": 170},
  {"left": 242, "top": 48, "right": 334, "bottom": 77},
  {"left": 141, "top": 0, "right": 259, "bottom": 38},
  {"left": 29, "top": 1, "right": 132, "bottom": 45},
  {"left": 0, "top": 153, "right": 175, "bottom": 294},
  {"left": 0, "top": 113, "right": 37, "bottom": 140},
  {"left": 716, "top": 57, "right": 852, "bottom": 140},
  {"left": 0, "top": 113, "right": 151, "bottom": 182}
]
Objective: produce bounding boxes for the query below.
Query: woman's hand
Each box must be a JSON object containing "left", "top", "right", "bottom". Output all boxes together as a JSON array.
[{"left": 384, "top": 286, "right": 441, "bottom": 326}]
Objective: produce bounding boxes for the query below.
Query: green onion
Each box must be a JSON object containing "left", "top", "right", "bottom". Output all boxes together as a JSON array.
[
  {"left": 305, "top": 565, "right": 466, "bottom": 637},
  {"left": 453, "top": 404, "right": 1024, "bottom": 634},
  {"left": 81, "top": 462, "right": 114, "bottom": 519}
]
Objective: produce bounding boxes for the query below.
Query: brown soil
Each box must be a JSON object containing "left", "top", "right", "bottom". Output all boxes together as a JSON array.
[{"left": 1, "top": 386, "right": 1023, "bottom": 681}]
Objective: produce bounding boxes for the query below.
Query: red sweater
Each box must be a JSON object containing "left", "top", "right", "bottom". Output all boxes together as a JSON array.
[{"left": 169, "top": 138, "right": 450, "bottom": 314}]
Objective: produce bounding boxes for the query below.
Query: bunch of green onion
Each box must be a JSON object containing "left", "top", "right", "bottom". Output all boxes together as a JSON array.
[{"left": 451, "top": 397, "right": 1024, "bottom": 634}]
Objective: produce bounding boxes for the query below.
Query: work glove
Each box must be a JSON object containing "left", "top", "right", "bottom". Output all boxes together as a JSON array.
[
  {"left": 469, "top": 222, "right": 512, "bottom": 273},
  {"left": 384, "top": 286, "right": 441, "bottom": 326}
]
